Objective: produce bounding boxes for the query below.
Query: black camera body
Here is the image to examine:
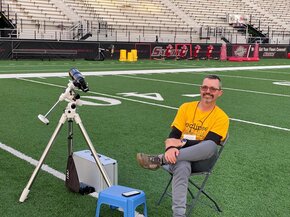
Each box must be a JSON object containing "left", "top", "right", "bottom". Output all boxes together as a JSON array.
[{"left": 69, "top": 68, "right": 89, "bottom": 92}]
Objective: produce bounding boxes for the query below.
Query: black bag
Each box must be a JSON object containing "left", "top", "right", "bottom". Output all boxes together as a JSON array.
[
  {"left": 65, "top": 154, "right": 80, "bottom": 192},
  {"left": 65, "top": 154, "right": 95, "bottom": 194}
]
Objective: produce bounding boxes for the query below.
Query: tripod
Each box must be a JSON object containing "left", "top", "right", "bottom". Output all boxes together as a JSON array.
[{"left": 19, "top": 82, "right": 112, "bottom": 202}]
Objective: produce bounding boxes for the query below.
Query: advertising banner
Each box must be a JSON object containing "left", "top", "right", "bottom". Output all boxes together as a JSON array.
[
  {"left": 150, "top": 44, "right": 221, "bottom": 59},
  {"left": 0, "top": 40, "right": 289, "bottom": 60},
  {"left": 259, "top": 45, "right": 288, "bottom": 58},
  {"left": 232, "top": 44, "right": 251, "bottom": 57}
]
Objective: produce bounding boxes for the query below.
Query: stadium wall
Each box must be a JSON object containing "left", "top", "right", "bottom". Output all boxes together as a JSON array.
[{"left": 0, "top": 39, "right": 289, "bottom": 60}]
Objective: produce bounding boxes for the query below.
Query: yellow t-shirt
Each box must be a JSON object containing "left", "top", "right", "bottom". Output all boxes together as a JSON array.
[{"left": 171, "top": 101, "right": 229, "bottom": 141}]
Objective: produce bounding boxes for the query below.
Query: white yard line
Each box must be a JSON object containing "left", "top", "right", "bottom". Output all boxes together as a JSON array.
[
  {"left": 18, "top": 78, "right": 290, "bottom": 132},
  {"left": 17, "top": 78, "right": 179, "bottom": 110},
  {"left": 192, "top": 73, "right": 289, "bottom": 82},
  {"left": 258, "top": 69, "right": 290, "bottom": 75},
  {"left": 1, "top": 65, "right": 290, "bottom": 79},
  {"left": 116, "top": 75, "right": 290, "bottom": 98},
  {"left": 230, "top": 118, "right": 290, "bottom": 131}
]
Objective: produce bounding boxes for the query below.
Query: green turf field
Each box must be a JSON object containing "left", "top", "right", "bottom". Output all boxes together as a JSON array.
[{"left": 0, "top": 59, "right": 290, "bottom": 217}]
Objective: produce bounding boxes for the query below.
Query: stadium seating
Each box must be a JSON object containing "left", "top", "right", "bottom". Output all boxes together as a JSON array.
[
  {"left": 2, "top": 0, "right": 290, "bottom": 43},
  {"left": 172, "top": 0, "right": 289, "bottom": 33},
  {"left": 7, "top": 0, "right": 72, "bottom": 29}
]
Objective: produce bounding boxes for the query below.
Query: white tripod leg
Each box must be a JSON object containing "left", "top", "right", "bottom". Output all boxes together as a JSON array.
[
  {"left": 74, "top": 113, "right": 112, "bottom": 187},
  {"left": 19, "top": 114, "right": 67, "bottom": 202}
]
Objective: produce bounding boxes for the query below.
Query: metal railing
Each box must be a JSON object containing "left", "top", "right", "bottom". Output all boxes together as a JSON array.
[{"left": 1, "top": 25, "right": 289, "bottom": 44}]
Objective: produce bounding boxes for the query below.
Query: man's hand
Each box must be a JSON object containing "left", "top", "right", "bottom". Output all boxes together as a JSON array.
[
  {"left": 165, "top": 148, "right": 179, "bottom": 164},
  {"left": 165, "top": 138, "right": 184, "bottom": 149},
  {"left": 164, "top": 138, "right": 185, "bottom": 164}
]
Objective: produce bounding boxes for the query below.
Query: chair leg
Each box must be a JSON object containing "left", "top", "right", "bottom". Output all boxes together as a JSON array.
[
  {"left": 187, "top": 187, "right": 195, "bottom": 200},
  {"left": 201, "top": 191, "right": 222, "bottom": 212},
  {"left": 186, "top": 179, "right": 207, "bottom": 217},
  {"left": 157, "top": 176, "right": 173, "bottom": 205},
  {"left": 158, "top": 174, "right": 222, "bottom": 216},
  {"left": 188, "top": 177, "right": 222, "bottom": 214},
  {"left": 191, "top": 181, "right": 222, "bottom": 212}
]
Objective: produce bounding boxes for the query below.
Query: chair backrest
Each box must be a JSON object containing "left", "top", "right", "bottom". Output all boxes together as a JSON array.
[
  {"left": 217, "top": 133, "right": 229, "bottom": 155},
  {"left": 220, "top": 133, "right": 229, "bottom": 146}
]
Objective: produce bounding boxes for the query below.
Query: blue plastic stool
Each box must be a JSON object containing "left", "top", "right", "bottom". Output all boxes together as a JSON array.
[{"left": 95, "top": 185, "right": 148, "bottom": 217}]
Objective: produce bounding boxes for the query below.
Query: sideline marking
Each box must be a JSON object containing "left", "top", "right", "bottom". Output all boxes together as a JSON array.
[
  {"left": 1, "top": 65, "right": 290, "bottom": 79},
  {"left": 18, "top": 78, "right": 290, "bottom": 132},
  {"left": 0, "top": 142, "right": 65, "bottom": 180},
  {"left": 0, "top": 142, "right": 99, "bottom": 198}
]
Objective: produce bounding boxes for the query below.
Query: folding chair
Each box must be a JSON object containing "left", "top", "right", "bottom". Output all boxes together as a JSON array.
[{"left": 157, "top": 134, "right": 229, "bottom": 216}]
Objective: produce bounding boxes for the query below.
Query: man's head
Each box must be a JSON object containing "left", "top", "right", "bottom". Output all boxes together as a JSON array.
[{"left": 200, "top": 75, "right": 223, "bottom": 105}]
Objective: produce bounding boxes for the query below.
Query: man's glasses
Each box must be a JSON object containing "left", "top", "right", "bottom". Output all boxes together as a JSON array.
[{"left": 200, "top": 85, "right": 221, "bottom": 92}]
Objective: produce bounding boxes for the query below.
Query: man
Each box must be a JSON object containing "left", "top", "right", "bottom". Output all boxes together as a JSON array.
[{"left": 137, "top": 75, "right": 229, "bottom": 217}]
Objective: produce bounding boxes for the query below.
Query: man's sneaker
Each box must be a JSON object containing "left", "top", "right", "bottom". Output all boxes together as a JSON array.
[{"left": 136, "top": 153, "right": 161, "bottom": 170}]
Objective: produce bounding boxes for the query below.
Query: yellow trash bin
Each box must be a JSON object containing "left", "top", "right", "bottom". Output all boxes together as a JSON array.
[
  {"left": 131, "top": 49, "right": 138, "bottom": 61},
  {"left": 127, "top": 52, "right": 134, "bottom": 62},
  {"left": 119, "top": 49, "right": 127, "bottom": 61}
]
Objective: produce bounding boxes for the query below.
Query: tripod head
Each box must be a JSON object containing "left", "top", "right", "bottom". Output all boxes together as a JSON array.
[{"left": 38, "top": 68, "right": 89, "bottom": 125}]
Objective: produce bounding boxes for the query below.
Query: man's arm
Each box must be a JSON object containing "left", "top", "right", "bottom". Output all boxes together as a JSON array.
[
  {"left": 203, "top": 131, "right": 222, "bottom": 145},
  {"left": 167, "top": 126, "right": 222, "bottom": 148},
  {"left": 164, "top": 127, "right": 222, "bottom": 164},
  {"left": 168, "top": 126, "right": 182, "bottom": 139},
  {"left": 182, "top": 132, "right": 221, "bottom": 147},
  {"left": 164, "top": 127, "right": 182, "bottom": 164},
  {"left": 165, "top": 126, "right": 183, "bottom": 150}
]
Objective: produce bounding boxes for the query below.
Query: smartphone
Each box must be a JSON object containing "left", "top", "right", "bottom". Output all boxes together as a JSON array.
[{"left": 122, "top": 190, "right": 141, "bottom": 197}]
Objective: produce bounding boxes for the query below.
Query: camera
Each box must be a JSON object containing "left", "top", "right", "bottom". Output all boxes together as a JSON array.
[{"left": 69, "top": 68, "right": 89, "bottom": 92}]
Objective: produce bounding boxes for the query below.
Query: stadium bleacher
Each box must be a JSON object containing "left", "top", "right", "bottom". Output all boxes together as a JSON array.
[{"left": 1, "top": 0, "right": 290, "bottom": 43}]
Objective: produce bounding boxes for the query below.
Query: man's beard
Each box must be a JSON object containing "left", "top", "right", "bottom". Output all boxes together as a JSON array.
[{"left": 202, "top": 93, "right": 214, "bottom": 103}]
